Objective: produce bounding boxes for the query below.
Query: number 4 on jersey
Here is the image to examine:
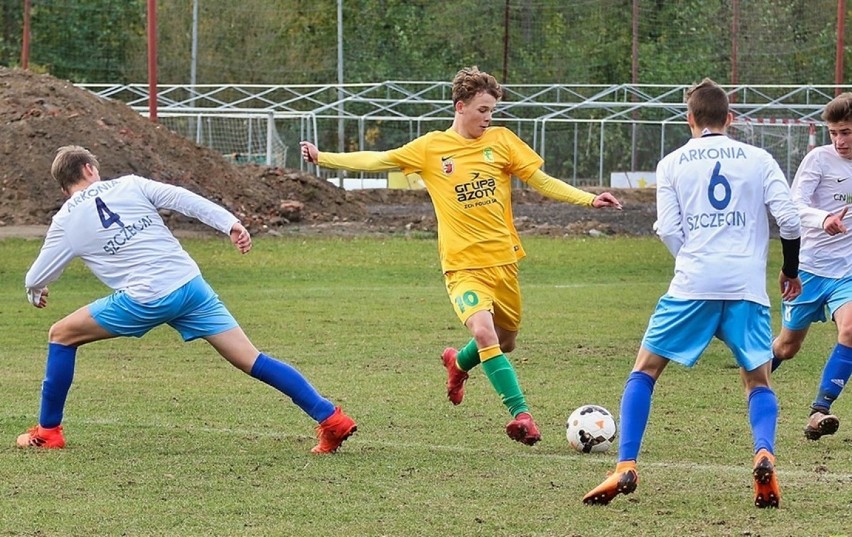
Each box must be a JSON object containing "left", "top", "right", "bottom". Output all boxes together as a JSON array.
[{"left": 95, "top": 197, "right": 124, "bottom": 229}]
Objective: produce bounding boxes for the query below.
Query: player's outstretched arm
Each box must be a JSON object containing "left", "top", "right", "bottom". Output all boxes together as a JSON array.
[
  {"left": 25, "top": 224, "right": 75, "bottom": 307},
  {"left": 300, "top": 141, "right": 398, "bottom": 172},
  {"left": 230, "top": 222, "right": 252, "bottom": 254},
  {"left": 526, "top": 169, "right": 622, "bottom": 209}
]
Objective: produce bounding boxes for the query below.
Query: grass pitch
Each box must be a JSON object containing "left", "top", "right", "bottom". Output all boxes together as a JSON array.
[{"left": 1, "top": 235, "right": 850, "bottom": 536}]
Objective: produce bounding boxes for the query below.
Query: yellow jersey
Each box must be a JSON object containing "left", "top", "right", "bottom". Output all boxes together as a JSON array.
[
  {"left": 391, "top": 127, "right": 542, "bottom": 271},
  {"left": 318, "top": 126, "right": 544, "bottom": 272}
]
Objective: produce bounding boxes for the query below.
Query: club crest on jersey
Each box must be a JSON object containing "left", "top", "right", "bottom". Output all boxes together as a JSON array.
[
  {"left": 483, "top": 147, "right": 494, "bottom": 162},
  {"left": 441, "top": 155, "right": 455, "bottom": 175}
]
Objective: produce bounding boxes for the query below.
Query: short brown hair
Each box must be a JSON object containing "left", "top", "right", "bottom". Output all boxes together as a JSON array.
[
  {"left": 822, "top": 92, "right": 852, "bottom": 123},
  {"left": 686, "top": 78, "right": 729, "bottom": 129},
  {"left": 51, "top": 145, "right": 99, "bottom": 191},
  {"left": 451, "top": 66, "right": 502, "bottom": 105}
]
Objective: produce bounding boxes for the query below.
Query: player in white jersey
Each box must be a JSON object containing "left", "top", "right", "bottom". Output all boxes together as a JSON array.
[
  {"left": 770, "top": 92, "right": 852, "bottom": 441},
  {"left": 583, "top": 79, "right": 801, "bottom": 509},
  {"left": 16, "top": 146, "right": 356, "bottom": 454}
]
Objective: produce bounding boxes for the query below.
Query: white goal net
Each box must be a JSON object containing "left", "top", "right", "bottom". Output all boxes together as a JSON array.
[
  {"left": 729, "top": 119, "right": 821, "bottom": 180},
  {"left": 158, "top": 112, "right": 289, "bottom": 168}
]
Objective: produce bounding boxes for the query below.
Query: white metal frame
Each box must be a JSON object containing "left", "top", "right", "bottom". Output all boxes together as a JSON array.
[{"left": 81, "top": 82, "right": 847, "bottom": 184}]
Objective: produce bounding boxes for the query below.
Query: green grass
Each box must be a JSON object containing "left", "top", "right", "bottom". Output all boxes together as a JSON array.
[{"left": 1, "top": 235, "right": 850, "bottom": 537}]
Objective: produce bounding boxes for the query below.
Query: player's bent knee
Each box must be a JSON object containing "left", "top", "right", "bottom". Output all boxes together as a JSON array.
[
  {"left": 774, "top": 342, "right": 800, "bottom": 361},
  {"left": 47, "top": 320, "right": 74, "bottom": 345},
  {"left": 836, "top": 326, "right": 852, "bottom": 346}
]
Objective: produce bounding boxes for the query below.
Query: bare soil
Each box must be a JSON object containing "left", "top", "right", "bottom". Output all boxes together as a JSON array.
[{"left": 0, "top": 67, "right": 657, "bottom": 239}]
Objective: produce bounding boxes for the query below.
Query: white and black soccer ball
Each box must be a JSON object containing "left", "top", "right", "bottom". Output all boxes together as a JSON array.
[{"left": 566, "top": 404, "right": 617, "bottom": 453}]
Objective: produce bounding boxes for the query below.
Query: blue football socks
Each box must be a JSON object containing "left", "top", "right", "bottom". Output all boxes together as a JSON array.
[
  {"left": 250, "top": 353, "right": 335, "bottom": 423},
  {"left": 812, "top": 342, "right": 852, "bottom": 412},
  {"left": 39, "top": 342, "right": 77, "bottom": 428},
  {"left": 748, "top": 386, "right": 778, "bottom": 454},
  {"left": 617, "top": 371, "right": 656, "bottom": 462}
]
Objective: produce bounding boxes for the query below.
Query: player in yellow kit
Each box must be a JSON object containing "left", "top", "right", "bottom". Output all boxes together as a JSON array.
[{"left": 301, "top": 66, "right": 621, "bottom": 445}]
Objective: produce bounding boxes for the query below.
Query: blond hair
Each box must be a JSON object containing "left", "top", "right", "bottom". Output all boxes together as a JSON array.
[{"left": 51, "top": 145, "right": 99, "bottom": 191}]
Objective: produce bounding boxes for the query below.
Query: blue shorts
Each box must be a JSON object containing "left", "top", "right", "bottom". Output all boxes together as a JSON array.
[
  {"left": 641, "top": 295, "right": 772, "bottom": 371},
  {"left": 89, "top": 275, "right": 238, "bottom": 341},
  {"left": 781, "top": 271, "right": 852, "bottom": 330}
]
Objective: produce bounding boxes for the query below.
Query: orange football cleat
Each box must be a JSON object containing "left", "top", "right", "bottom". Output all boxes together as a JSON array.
[
  {"left": 16, "top": 425, "right": 66, "bottom": 449},
  {"left": 311, "top": 407, "right": 357, "bottom": 454},
  {"left": 753, "top": 448, "right": 781, "bottom": 508},
  {"left": 583, "top": 461, "right": 639, "bottom": 505}
]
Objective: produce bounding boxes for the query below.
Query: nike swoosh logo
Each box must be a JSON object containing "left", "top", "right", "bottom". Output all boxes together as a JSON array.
[
  {"left": 838, "top": 178, "right": 849, "bottom": 183},
  {"left": 441, "top": 155, "right": 454, "bottom": 162}
]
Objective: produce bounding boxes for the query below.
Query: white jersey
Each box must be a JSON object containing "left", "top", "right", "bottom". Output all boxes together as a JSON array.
[
  {"left": 654, "top": 134, "right": 800, "bottom": 306},
  {"left": 790, "top": 145, "right": 852, "bottom": 279},
  {"left": 25, "top": 175, "right": 239, "bottom": 303}
]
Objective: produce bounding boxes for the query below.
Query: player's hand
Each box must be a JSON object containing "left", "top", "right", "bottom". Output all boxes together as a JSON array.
[
  {"left": 779, "top": 272, "right": 801, "bottom": 301},
  {"left": 823, "top": 206, "right": 848, "bottom": 236},
  {"left": 230, "top": 223, "right": 252, "bottom": 254},
  {"left": 592, "top": 192, "right": 622, "bottom": 210},
  {"left": 300, "top": 141, "right": 319, "bottom": 164},
  {"left": 27, "top": 287, "right": 48, "bottom": 308}
]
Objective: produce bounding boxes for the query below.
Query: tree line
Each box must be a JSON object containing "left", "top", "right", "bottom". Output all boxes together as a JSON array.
[{"left": 1, "top": 0, "right": 848, "bottom": 86}]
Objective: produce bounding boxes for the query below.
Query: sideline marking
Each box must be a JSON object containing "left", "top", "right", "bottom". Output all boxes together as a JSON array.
[{"left": 64, "top": 417, "right": 852, "bottom": 481}]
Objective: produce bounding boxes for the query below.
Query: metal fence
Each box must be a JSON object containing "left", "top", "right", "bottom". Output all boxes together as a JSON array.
[{"left": 82, "top": 81, "right": 845, "bottom": 187}]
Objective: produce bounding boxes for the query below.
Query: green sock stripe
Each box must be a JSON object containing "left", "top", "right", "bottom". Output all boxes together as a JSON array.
[
  {"left": 456, "top": 339, "right": 481, "bottom": 371},
  {"left": 481, "top": 355, "right": 528, "bottom": 416}
]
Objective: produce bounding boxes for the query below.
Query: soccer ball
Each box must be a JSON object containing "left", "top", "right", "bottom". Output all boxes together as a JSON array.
[{"left": 566, "top": 405, "right": 617, "bottom": 453}]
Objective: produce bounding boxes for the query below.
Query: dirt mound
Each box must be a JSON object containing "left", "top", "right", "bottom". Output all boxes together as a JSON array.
[
  {"left": 0, "top": 67, "right": 366, "bottom": 231},
  {"left": 348, "top": 185, "right": 658, "bottom": 237},
  {"left": 0, "top": 67, "right": 657, "bottom": 237}
]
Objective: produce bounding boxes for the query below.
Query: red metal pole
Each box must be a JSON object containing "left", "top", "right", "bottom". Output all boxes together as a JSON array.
[
  {"left": 630, "top": 0, "right": 639, "bottom": 171},
  {"left": 147, "top": 0, "right": 158, "bottom": 122},
  {"left": 21, "top": 0, "right": 31, "bottom": 69},
  {"left": 836, "top": 0, "right": 846, "bottom": 96},
  {"left": 731, "top": 0, "right": 739, "bottom": 88},
  {"left": 631, "top": 0, "right": 638, "bottom": 85},
  {"left": 502, "top": 0, "right": 509, "bottom": 83}
]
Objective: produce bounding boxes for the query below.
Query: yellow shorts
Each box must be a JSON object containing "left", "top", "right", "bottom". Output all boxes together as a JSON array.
[{"left": 444, "top": 263, "right": 522, "bottom": 331}]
